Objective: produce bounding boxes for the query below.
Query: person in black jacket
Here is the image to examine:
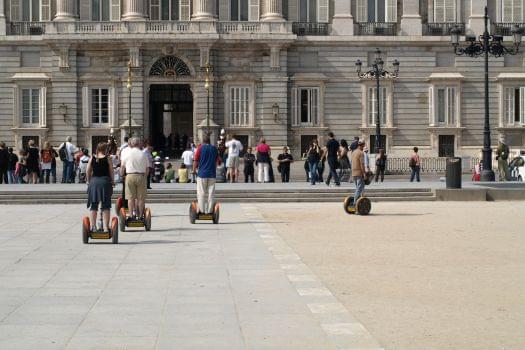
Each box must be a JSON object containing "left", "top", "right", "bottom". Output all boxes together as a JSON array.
[
  {"left": 375, "top": 148, "right": 387, "bottom": 182},
  {"left": 243, "top": 147, "right": 255, "bottom": 183},
  {"left": 7, "top": 147, "right": 18, "bottom": 184},
  {"left": 277, "top": 147, "right": 294, "bottom": 183},
  {"left": 0, "top": 142, "right": 9, "bottom": 184}
]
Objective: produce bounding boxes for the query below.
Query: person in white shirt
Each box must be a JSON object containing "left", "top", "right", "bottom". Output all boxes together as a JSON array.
[
  {"left": 120, "top": 138, "right": 149, "bottom": 218},
  {"left": 225, "top": 134, "right": 243, "bottom": 183},
  {"left": 181, "top": 145, "right": 195, "bottom": 183},
  {"left": 59, "top": 136, "right": 78, "bottom": 183}
]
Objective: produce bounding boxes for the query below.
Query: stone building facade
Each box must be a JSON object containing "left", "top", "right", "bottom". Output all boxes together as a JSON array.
[{"left": 0, "top": 0, "right": 524, "bottom": 158}]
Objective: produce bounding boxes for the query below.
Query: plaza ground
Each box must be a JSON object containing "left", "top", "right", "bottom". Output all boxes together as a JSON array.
[{"left": 0, "top": 202, "right": 523, "bottom": 349}]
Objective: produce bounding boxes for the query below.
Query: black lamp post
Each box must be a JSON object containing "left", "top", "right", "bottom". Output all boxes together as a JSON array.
[
  {"left": 356, "top": 48, "right": 399, "bottom": 153},
  {"left": 450, "top": 6, "right": 523, "bottom": 181},
  {"left": 126, "top": 60, "right": 133, "bottom": 138}
]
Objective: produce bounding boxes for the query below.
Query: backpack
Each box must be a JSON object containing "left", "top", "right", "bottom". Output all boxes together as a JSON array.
[
  {"left": 42, "top": 150, "right": 52, "bottom": 163},
  {"left": 58, "top": 143, "right": 68, "bottom": 161},
  {"left": 409, "top": 157, "right": 416, "bottom": 168}
]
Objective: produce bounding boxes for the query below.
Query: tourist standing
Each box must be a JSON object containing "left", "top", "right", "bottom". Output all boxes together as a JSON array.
[
  {"left": 120, "top": 138, "right": 149, "bottom": 219},
  {"left": 181, "top": 145, "right": 195, "bottom": 183},
  {"left": 256, "top": 138, "right": 271, "bottom": 183},
  {"left": 86, "top": 142, "right": 114, "bottom": 232},
  {"left": 317, "top": 145, "right": 326, "bottom": 183},
  {"left": 7, "top": 148, "right": 18, "bottom": 184},
  {"left": 49, "top": 145, "right": 58, "bottom": 183},
  {"left": 26, "top": 140, "right": 40, "bottom": 184},
  {"left": 225, "top": 134, "right": 243, "bottom": 183},
  {"left": 277, "top": 147, "right": 293, "bottom": 183},
  {"left": 496, "top": 138, "right": 510, "bottom": 181},
  {"left": 194, "top": 135, "right": 221, "bottom": 214},
  {"left": 143, "top": 142, "right": 154, "bottom": 189},
  {"left": 40, "top": 141, "right": 54, "bottom": 184},
  {"left": 16, "top": 150, "right": 28, "bottom": 183},
  {"left": 375, "top": 149, "right": 387, "bottom": 182},
  {"left": 243, "top": 147, "right": 255, "bottom": 183},
  {"left": 351, "top": 140, "right": 366, "bottom": 202},
  {"left": 409, "top": 147, "right": 421, "bottom": 182},
  {"left": 349, "top": 136, "right": 360, "bottom": 152},
  {"left": 325, "top": 132, "right": 341, "bottom": 186},
  {"left": 306, "top": 141, "right": 321, "bottom": 185},
  {"left": 59, "top": 136, "right": 78, "bottom": 183},
  {"left": 338, "top": 139, "right": 351, "bottom": 182},
  {"left": 0, "top": 142, "right": 8, "bottom": 184}
]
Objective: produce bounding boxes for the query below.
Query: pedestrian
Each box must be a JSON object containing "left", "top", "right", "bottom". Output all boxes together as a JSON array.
[
  {"left": 16, "top": 149, "right": 28, "bottom": 183},
  {"left": 349, "top": 136, "right": 360, "bottom": 152},
  {"left": 364, "top": 147, "right": 370, "bottom": 173},
  {"left": 303, "top": 154, "right": 310, "bottom": 182},
  {"left": 317, "top": 144, "right": 326, "bottom": 183},
  {"left": 255, "top": 138, "right": 271, "bottom": 183},
  {"left": 277, "top": 146, "right": 293, "bottom": 183},
  {"left": 118, "top": 136, "right": 129, "bottom": 157},
  {"left": 496, "top": 137, "right": 510, "bottom": 181},
  {"left": 181, "top": 144, "right": 195, "bottom": 183},
  {"left": 351, "top": 140, "right": 366, "bottom": 202},
  {"left": 59, "top": 136, "right": 78, "bottom": 183},
  {"left": 0, "top": 142, "right": 8, "bottom": 184},
  {"left": 375, "top": 148, "right": 387, "bottom": 182},
  {"left": 306, "top": 140, "right": 321, "bottom": 185},
  {"left": 78, "top": 149, "right": 90, "bottom": 183},
  {"left": 26, "top": 139, "right": 40, "bottom": 184},
  {"left": 7, "top": 147, "right": 18, "bottom": 184},
  {"left": 120, "top": 138, "right": 149, "bottom": 219},
  {"left": 49, "top": 145, "right": 58, "bottom": 183},
  {"left": 243, "top": 147, "right": 255, "bottom": 183},
  {"left": 86, "top": 142, "right": 114, "bottom": 232},
  {"left": 143, "top": 141, "right": 154, "bottom": 189},
  {"left": 325, "top": 132, "right": 341, "bottom": 186},
  {"left": 338, "top": 139, "right": 351, "bottom": 182},
  {"left": 194, "top": 135, "right": 221, "bottom": 214},
  {"left": 409, "top": 146, "right": 421, "bottom": 182},
  {"left": 40, "top": 141, "right": 54, "bottom": 184},
  {"left": 225, "top": 134, "right": 243, "bottom": 183}
]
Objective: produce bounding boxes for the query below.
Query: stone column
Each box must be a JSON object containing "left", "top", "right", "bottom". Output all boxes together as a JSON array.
[
  {"left": 401, "top": 0, "right": 422, "bottom": 35},
  {"left": 0, "top": 0, "right": 6, "bottom": 35},
  {"left": 192, "top": 0, "right": 216, "bottom": 21},
  {"left": 468, "top": 0, "right": 488, "bottom": 35},
  {"left": 55, "top": 0, "right": 77, "bottom": 21},
  {"left": 123, "top": 0, "right": 147, "bottom": 21},
  {"left": 332, "top": 0, "right": 354, "bottom": 35},
  {"left": 261, "top": 0, "right": 284, "bottom": 22}
]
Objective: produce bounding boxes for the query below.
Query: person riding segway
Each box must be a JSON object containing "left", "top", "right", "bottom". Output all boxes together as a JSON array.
[
  {"left": 344, "top": 140, "right": 372, "bottom": 215},
  {"left": 82, "top": 142, "right": 119, "bottom": 244},
  {"left": 119, "top": 137, "right": 152, "bottom": 231},
  {"left": 189, "top": 134, "right": 221, "bottom": 224}
]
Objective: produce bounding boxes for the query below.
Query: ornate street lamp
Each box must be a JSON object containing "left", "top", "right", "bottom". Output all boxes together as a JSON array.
[
  {"left": 356, "top": 48, "right": 399, "bottom": 153},
  {"left": 126, "top": 60, "right": 133, "bottom": 138},
  {"left": 204, "top": 60, "right": 212, "bottom": 137},
  {"left": 450, "top": 6, "right": 523, "bottom": 181}
]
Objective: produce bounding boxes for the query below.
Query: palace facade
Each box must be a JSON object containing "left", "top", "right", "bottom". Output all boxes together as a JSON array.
[{"left": 0, "top": 0, "right": 525, "bottom": 158}]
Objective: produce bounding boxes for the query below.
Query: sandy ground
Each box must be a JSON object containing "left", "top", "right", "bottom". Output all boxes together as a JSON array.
[{"left": 257, "top": 201, "right": 525, "bottom": 350}]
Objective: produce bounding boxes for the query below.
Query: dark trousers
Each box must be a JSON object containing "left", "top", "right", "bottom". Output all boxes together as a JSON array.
[
  {"left": 317, "top": 162, "right": 325, "bottom": 182},
  {"left": 244, "top": 167, "right": 254, "bottom": 183},
  {"left": 0, "top": 169, "right": 7, "bottom": 184},
  {"left": 42, "top": 169, "right": 51, "bottom": 184},
  {"left": 410, "top": 166, "right": 421, "bottom": 182},
  {"left": 375, "top": 166, "right": 385, "bottom": 182},
  {"left": 326, "top": 158, "right": 340, "bottom": 185},
  {"left": 281, "top": 167, "right": 290, "bottom": 183}
]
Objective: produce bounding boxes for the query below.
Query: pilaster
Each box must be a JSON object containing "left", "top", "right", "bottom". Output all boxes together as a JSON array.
[
  {"left": 401, "top": 0, "right": 422, "bottom": 35},
  {"left": 468, "top": 0, "right": 488, "bottom": 35},
  {"left": 332, "top": 0, "right": 354, "bottom": 35}
]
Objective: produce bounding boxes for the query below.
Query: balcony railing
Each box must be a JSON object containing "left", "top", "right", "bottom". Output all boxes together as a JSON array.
[
  {"left": 292, "top": 22, "right": 329, "bottom": 36},
  {"left": 492, "top": 22, "right": 525, "bottom": 36},
  {"left": 218, "top": 21, "right": 290, "bottom": 34},
  {"left": 423, "top": 22, "right": 464, "bottom": 36},
  {"left": 9, "top": 21, "right": 46, "bottom": 35},
  {"left": 355, "top": 22, "right": 397, "bottom": 36}
]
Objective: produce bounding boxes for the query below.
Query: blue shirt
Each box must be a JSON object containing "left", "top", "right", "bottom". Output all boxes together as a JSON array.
[{"left": 195, "top": 144, "right": 218, "bottom": 179}]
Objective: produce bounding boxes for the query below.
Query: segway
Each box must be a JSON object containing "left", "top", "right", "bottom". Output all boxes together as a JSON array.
[
  {"left": 115, "top": 196, "right": 127, "bottom": 216},
  {"left": 118, "top": 206, "right": 152, "bottom": 232},
  {"left": 343, "top": 196, "right": 371, "bottom": 215},
  {"left": 189, "top": 201, "right": 220, "bottom": 224},
  {"left": 82, "top": 207, "right": 119, "bottom": 244}
]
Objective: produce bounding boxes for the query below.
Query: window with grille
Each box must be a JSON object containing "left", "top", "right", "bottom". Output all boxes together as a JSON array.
[
  {"left": 22, "top": 88, "right": 40, "bottom": 125},
  {"left": 502, "top": 0, "right": 523, "bottom": 22},
  {"left": 151, "top": 0, "right": 190, "bottom": 20},
  {"left": 16, "top": 0, "right": 51, "bottom": 21},
  {"left": 355, "top": 0, "right": 397, "bottom": 22},
  {"left": 229, "top": 86, "right": 250, "bottom": 127},
  {"left": 92, "top": 0, "right": 120, "bottom": 21},
  {"left": 368, "top": 86, "right": 387, "bottom": 126},
  {"left": 91, "top": 88, "right": 110, "bottom": 125},
  {"left": 434, "top": 0, "right": 456, "bottom": 22},
  {"left": 299, "top": 0, "right": 328, "bottom": 22},
  {"left": 504, "top": 87, "right": 525, "bottom": 125},
  {"left": 231, "top": 0, "right": 248, "bottom": 21}
]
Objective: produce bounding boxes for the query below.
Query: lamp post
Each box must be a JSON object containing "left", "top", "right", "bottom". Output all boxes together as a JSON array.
[
  {"left": 450, "top": 6, "right": 523, "bottom": 181},
  {"left": 356, "top": 48, "right": 399, "bottom": 153},
  {"left": 126, "top": 60, "right": 133, "bottom": 138},
  {"left": 204, "top": 61, "right": 212, "bottom": 137}
]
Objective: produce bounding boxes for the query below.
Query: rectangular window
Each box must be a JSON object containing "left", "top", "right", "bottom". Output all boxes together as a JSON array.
[
  {"left": 434, "top": 0, "right": 456, "bottom": 22},
  {"left": 21, "top": 0, "right": 40, "bottom": 21},
  {"left": 91, "top": 88, "right": 109, "bottom": 125},
  {"left": 368, "top": 86, "right": 387, "bottom": 126},
  {"left": 231, "top": 0, "right": 248, "bottom": 21},
  {"left": 299, "top": 0, "right": 317, "bottom": 22},
  {"left": 297, "top": 87, "right": 319, "bottom": 125},
  {"left": 360, "top": 0, "right": 396, "bottom": 22},
  {"left": 435, "top": 87, "right": 456, "bottom": 125},
  {"left": 369, "top": 135, "right": 387, "bottom": 154},
  {"left": 438, "top": 135, "right": 455, "bottom": 157},
  {"left": 504, "top": 87, "right": 525, "bottom": 125},
  {"left": 502, "top": 0, "right": 523, "bottom": 22},
  {"left": 230, "top": 86, "right": 250, "bottom": 127},
  {"left": 22, "top": 88, "right": 40, "bottom": 125},
  {"left": 92, "top": 0, "right": 118, "bottom": 21}
]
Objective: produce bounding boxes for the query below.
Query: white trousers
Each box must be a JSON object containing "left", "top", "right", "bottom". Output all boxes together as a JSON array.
[
  {"left": 197, "top": 177, "right": 216, "bottom": 214},
  {"left": 257, "top": 163, "right": 269, "bottom": 183}
]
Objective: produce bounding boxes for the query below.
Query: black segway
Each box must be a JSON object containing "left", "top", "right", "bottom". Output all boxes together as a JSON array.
[
  {"left": 189, "top": 201, "right": 220, "bottom": 224},
  {"left": 82, "top": 207, "right": 119, "bottom": 244},
  {"left": 119, "top": 206, "right": 152, "bottom": 232}
]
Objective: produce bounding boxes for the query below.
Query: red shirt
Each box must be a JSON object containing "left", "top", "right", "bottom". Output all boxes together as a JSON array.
[{"left": 256, "top": 144, "right": 270, "bottom": 153}]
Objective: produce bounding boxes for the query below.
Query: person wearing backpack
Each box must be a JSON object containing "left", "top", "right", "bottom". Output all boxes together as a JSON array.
[
  {"left": 59, "top": 136, "right": 78, "bottom": 183},
  {"left": 409, "top": 147, "right": 421, "bottom": 182},
  {"left": 40, "top": 141, "right": 54, "bottom": 184}
]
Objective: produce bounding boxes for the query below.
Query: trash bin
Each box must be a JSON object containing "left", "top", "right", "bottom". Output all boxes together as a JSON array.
[{"left": 446, "top": 157, "right": 462, "bottom": 189}]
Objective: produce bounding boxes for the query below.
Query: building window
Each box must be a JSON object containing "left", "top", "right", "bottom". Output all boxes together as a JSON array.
[
  {"left": 504, "top": 87, "right": 525, "bottom": 125},
  {"left": 434, "top": 0, "right": 456, "bottom": 22},
  {"left": 22, "top": 88, "right": 40, "bottom": 125},
  {"left": 430, "top": 85, "right": 458, "bottom": 126},
  {"left": 369, "top": 135, "right": 386, "bottom": 154},
  {"left": 299, "top": 0, "right": 328, "bottom": 22},
  {"left": 231, "top": 0, "right": 248, "bottom": 21},
  {"left": 368, "top": 86, "right": 387, "bottom": 126},
  {"left": 438, "top": 135, "right": 455, "bottom": 157},
  {"left": 92, "top": 0, "right": 120, "bottom": 21},
  {"left": 16, "top": 0, "right": 51, "bottom": 21},
  {"left": 293, "top": 87, "right": 319, "bottom": 126},
  {"left": 502, "top": 0, "right": 523, "bottom": 22},
  {"left": 356, "top": 0, "right": 397, "bottom": 22},
  {"left": 91, "top": 88, "right": 109, "bottom": 125},
  {"left": 151, "top": 0, "right": 185, "bottom": 20},
  {"left": 229, "top": 86, "right": 251, "bottom": 127}
]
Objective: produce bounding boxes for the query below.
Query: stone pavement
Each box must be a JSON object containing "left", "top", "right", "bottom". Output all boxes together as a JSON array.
[{"left": 0, "top": 204, "right": 381, "bottom": 350}]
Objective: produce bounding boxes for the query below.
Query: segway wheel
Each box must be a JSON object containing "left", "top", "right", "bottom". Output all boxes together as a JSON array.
[
  {"left": 116, "top": 197, "right": 123, "bottom": 215},
  {"left": 119, "top": 207, "right": 127, "bottom": 232},
  {"left": 111, "top": 217, "right": 119, "bottom": 244},
  {"left": 144, "top": 208, "right": 152, "bottom": 231},
  {"left": 212, "top": 203, "right": 220, "bottom": 224},
  {"left": 356, "top": 197, "right": 372, "bottom": 216},
  {"left": 189, "top": 202, "right": 197, "bottom": 224},
  {"left": 343, "top": 196, "right": 355, "bottom": 215},
  {"left": 82, "top": 216, "right": 90, "bottom": 244}
]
